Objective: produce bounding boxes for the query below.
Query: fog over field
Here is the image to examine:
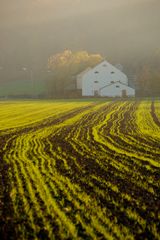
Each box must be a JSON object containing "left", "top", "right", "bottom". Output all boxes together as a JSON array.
[
  {"left": 0, "top": 0, "right": 160, "bottom": 75},
  {"left": 0, "top": 2, "right": 160, "bottom": 239}
]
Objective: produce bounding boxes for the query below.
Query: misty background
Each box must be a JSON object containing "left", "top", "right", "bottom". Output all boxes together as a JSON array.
[{"left": 0, "top": 0, "right": 160, "bottom": 96}]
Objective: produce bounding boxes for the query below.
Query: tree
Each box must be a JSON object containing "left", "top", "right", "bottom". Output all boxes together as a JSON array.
[
  {"left": 137, "top": 50, "right": 160, "bottom": 97},
  {"left": 47, "top": 49, "right": 103, "bottom": 97},
  {"left": 137, "top": 65, "right": 152, "bottom": 96}
]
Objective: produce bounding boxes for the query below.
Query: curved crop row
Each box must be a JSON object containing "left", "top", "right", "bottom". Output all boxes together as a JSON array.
[{"left": 0, "top": 100, "right": 160, "bottom": 240}]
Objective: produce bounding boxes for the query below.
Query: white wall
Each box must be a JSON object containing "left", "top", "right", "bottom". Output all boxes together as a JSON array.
[
  {"left": 100, "top": 83, "right": 135, "bottom": 97},
  {"left": 76, "top": 68, "right": 91, "bottom": 90},
  {"left": 81, "top": 60, "right": 129, "bottom": 96}
]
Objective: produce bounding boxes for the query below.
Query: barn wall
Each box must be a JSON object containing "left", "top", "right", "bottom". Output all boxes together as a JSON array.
[
  {"left": 83, "top": 61, "right": 128, "bottom": 86},
  {"left": 81, "top": 61, "right": 130, "bottom": 96},
  {"left": 100, "top": 84, "right": 135, "bottom": 97},
  {"left": 76, "top": 68, "right": 91, "bottom": 90},
  {"left": 82, "top": 77, "right": 94, "bottom": 96}
]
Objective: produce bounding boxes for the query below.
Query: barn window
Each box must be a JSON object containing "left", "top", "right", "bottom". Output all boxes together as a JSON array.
[
  {"left": 94, "top": 71, "right": 99, "bottom": 74},
  {"left": 111, "top": 71, "right": 115, "bottom": 74},
  {"left": 94, "top": 81, "right": 99, "bottom": 83},
  {"left": 116, "top": 85, "right": 120, "bottom": 88}
]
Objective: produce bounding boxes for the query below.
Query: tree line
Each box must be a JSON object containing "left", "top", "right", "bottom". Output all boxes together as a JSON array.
[
  {"left": 47, "top": 49, "right": 160, "bottom": 98},
  {"left": 137, "top": 50, "right": 160, "bottom": 97}
]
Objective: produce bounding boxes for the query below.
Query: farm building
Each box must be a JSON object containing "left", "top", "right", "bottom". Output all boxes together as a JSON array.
[
  {"left": 76, "top": 68, "right": 91, "bottom": 90},
  {"left": 77, "top": 60, "right": 135, "bottom": 97}
]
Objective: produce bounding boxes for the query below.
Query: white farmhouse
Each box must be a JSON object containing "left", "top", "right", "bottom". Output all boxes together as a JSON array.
[{"left": 77, "top": 60, "right": 135, "bottom": 97}]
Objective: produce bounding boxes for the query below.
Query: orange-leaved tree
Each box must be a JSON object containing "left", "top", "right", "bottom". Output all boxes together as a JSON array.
[{"left": 47, "top": 49, "right": 103, "bottom": 97}]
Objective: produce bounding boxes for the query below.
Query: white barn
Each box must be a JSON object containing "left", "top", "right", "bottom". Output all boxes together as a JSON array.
[
  {"left": 76, "top": 68, "right": 91, "bottom": 90},
  {"left": 77, "top": 60, "right": 135, "bottom": 97}
]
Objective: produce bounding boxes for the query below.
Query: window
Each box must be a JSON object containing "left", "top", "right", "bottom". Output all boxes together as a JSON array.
[
  {"left": 94, "top": 81, "right": 99, "bottom": 83},
  {"left": 116, "top": 85, "right": 120, "bottom": 88},
  {"left": 111, "top": 81, "right": 114, "bottom": 83},
  {"left": 94, "top": 71, "right": 99, "bottom": 74},
  {"left": 103, "top": 64, "right": 107, "bottom": 67},
  {"left": 111, "top": 71, "right": 115, "bottom": 74}
]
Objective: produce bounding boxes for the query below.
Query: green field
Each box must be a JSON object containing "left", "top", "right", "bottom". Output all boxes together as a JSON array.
[
  {"left": 0, "top": 79, "right": 46, "bottom": 97},
  {"left": 0, "top": 100, "right": 160, "bottom": 240}
]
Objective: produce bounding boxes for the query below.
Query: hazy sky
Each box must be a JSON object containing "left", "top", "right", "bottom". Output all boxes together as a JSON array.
[
  {"left": 0, "top": 0, "right": 154, "bottom": 25},
  {"left": 0, "top": 0, "right": 160, "bottom": 71}
]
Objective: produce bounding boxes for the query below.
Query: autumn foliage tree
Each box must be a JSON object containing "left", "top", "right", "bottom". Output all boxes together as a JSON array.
[{"left": 47, "top": 49, "right": 103, "bottom": 97}]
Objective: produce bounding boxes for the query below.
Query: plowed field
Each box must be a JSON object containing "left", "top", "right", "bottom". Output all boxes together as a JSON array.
[{"left": 0, "top": 100, "right": 160, "bottom": 240}]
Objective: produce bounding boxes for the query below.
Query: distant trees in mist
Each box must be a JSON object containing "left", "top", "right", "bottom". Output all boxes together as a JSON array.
[
  {"left": 137, "top": 51, "right": 160, "bottom": 97},
  {"left": 46, "top": 49, "right": 160, "bottom": 98},
  {"left": 47, "top": 49, "right": 103, "bottom": 97},
  {"left": 1, "top": 49, "right": 159, "bottom": 98}
]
